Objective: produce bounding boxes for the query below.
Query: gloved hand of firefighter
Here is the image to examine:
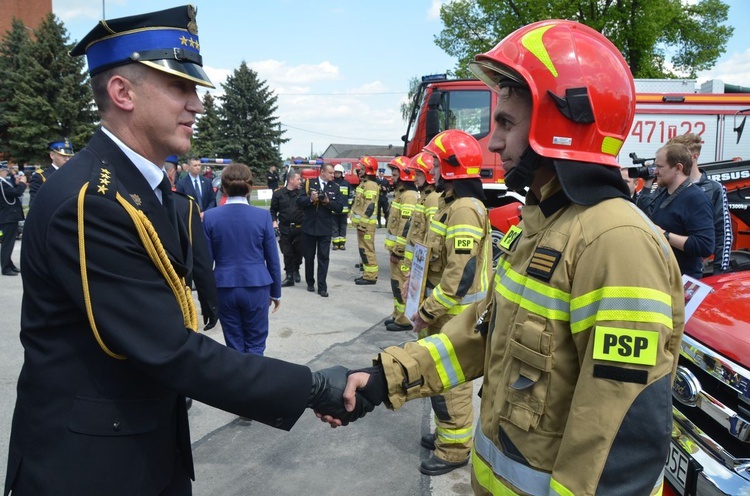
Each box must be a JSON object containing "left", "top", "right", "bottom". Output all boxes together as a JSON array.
[
  {"left": 308, "top": 365, "right": 377, "bottom": 427},
  {"left": 315, "top": 365, "right": 387, "bottom": 428}
]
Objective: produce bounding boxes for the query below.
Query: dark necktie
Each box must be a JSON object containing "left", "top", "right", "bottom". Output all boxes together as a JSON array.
[
  {"left": 158, "top": 175, "right": 178, "bottom": 234},
  {"left": 193, "top": 177, "right": 202, "bottom": 205}
]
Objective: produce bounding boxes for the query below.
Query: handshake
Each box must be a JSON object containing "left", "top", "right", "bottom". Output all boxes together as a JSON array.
[{"left": 307, "top": 365, "right": 386, "bottom": 427}]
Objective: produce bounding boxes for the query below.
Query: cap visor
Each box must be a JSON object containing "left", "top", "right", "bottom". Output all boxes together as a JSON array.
[{"left": 141, "top": 59, "right": 214, "bottom": 89}]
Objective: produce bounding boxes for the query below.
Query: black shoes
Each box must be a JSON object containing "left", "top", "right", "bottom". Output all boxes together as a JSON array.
[
  {"left": 294, "top": 271, "right": 301, "bottom": 283},
  {"left": 10, "top": 266, "right": 20, "bottom": 273},
  {"left": 354, "top": 277, "right": 376, "bottom": 285},
  {"left": 2, "top": 269, "right": 17, "bottom": 276},
  {"left": 384, "top": 317, "right": 395, "bottom": 326},
  {"left": 307, "top": 285, "right": 315, "bottom": 292},
  {"left": 421, "top": 433, "right": 436, "bottom": 450},
  {"left": 386, "top": 322, "right": 413, "bottom": 332},
  {"left": 281, "top": 275, "right": 294, "bottom": 287},
  {"left": 318, "top": 290, "right": 329, "bottom": 297},
  {"left": 419, "top": 454, "right": 469, "bottom": 476}
]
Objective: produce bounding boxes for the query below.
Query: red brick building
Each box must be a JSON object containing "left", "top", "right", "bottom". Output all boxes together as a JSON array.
[{"left": 0, "top": 0, "right": 52, "bottom": 37}]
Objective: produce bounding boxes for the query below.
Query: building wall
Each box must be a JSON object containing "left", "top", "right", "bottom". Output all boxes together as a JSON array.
[{"left": 0, "top": 0, "right": 53, "bottom": 38}]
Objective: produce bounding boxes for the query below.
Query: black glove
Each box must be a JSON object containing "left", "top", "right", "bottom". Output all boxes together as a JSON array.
[
  {"left": 200, "top": 298, "right": 218, "bottom": 331},
  {"left": 308, "top": 365, "right": 376, "bottom": 425},
  {"left": 348, "top": 365, "right": 387, "bottom": 408}
]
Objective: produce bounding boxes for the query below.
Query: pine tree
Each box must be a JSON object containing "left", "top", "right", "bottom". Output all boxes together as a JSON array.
[
  {"left": 3, "top": 14, "right": 96, "bottom": 163},
  {"left": 192, "top": 92, "right": 220, "bottom": 159},
  {"left": 0, "top": 19, "right": 32, "bottom": 159},
  {"left": 216, "top": 62, "right": 287, "bottom": 176}
]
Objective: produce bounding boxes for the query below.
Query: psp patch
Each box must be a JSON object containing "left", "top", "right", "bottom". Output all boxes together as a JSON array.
[
  {"left": 526, "top": 247, "right": 561, "bottom": 282},
  {"left": 593, "top": 326, "right": 658, "bottom": 366},
  {"left": 454, "top": 237, "right": 474, "bottom": 253}
]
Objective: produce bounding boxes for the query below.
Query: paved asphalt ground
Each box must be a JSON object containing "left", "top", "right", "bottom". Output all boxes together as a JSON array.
[{"left": 0, "top": 219, "right": 481, "bottom": 496}]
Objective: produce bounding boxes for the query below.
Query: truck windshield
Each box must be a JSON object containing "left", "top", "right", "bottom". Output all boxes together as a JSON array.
[{"left": 444, "top": 90, "right": 492, "bottom": 138}]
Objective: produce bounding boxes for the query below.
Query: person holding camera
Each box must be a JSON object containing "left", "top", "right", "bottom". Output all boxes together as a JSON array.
[
  {"left": 644, "top": 144, "right": 714, "bottom": 278},
  {"left": 0, "top": 163, "right": 26, "bottom": 275},
  {"left": 297, "top": 163, "right": 343, "bottom": 297}
]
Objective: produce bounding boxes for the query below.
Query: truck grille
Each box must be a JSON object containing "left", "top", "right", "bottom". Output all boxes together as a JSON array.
[{"left": 674, "top": 334, "right": 750, "bottom": 468}]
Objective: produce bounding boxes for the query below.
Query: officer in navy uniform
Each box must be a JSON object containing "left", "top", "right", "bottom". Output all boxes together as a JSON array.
[
  {"left": 28, "top": 139, "right": 75, "bottom": 207},
  {"left": 297, "top": 163, "right": 344, "bottom": 297},
  {"left": 0, "top": 163, "right": 26, "bottom": 275},
  {"left": 4, "top": 6, "right": 372, "bottom": 495}
]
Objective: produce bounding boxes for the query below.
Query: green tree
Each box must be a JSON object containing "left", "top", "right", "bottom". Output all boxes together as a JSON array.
[
  {"left": 192, "top": 92, "right": 220, "bottom": 158},
  {"left": 435, "top": 0, "right": 733, "bottom": 79},
  {"left": 216, "top": 62, "right": 287, "bottom": 176},
  {"left": 0, "top": 19, "right": 32, "bottom": 159},
  {"left": 2, "top": 14, "right": 95, "bottom": 163}
]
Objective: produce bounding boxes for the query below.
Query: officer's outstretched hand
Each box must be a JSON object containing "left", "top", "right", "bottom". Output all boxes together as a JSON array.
[
  {"left": 316, "top": 365, "right": 387, "bottom": 428},
  {"left": 309, "top": 366, "right": 376, "bottom": 427}
]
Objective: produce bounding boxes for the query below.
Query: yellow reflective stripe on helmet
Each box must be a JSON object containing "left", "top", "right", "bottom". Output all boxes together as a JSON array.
[
  {"left": 473, "top": 428, "right": 552, "bottom": 495},
  {"left": 446, "top": 224, "right": 484, "bottom": 240},
  {"left": 601, "top": 136, "right": 624, "bottom": 156},
  {"left": 495, "top": 259, "right": 570, "bottom": 321},
  {"left": 570, "top": 286, "right": 673, "bottom": 334},
  {"left": 430, "top": 218, "right": 447, "bottom": 236},
  {"left": 521, "top": 24, "right": 558, "bottom": 77},
  {"left": 417, "top": 333, "right": 465, "bottom": 389},
  {"left": 436, "top": 425, "right": 473, "bottom": 444}
]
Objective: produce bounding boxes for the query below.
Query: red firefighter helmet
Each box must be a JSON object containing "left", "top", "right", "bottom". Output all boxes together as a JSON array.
[
  {"left": 423, "top": 130, "right": 483, "bottom": 180},
  {"left": 359, "top": 156, "right": 378, "bottom": 175},
  {"left": 409, "top": 152, "right": 436, "bottom": 184},
  {"left": 468, "top": 20, "right": 635, "bottom": 168},
  {"left": 387, "top": 156, "right": 415, "bottom": 182}
]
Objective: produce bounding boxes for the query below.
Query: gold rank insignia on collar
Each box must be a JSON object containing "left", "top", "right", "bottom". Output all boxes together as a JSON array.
[{"left": 526, "top": 247, "right": 562, "bottom": 282}]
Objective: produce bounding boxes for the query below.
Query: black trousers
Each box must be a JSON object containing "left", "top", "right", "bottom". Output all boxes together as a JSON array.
[
  {"left": 302, "top": 232, "right": 331, "bottom": 292},
  {"left": 377, "top": 197, "right": 389, "bottom": 226},
  {"left": 278, "top": 225, "right": 303, "bottom": 274},
  {"left": 331, "top": 214, "right": 348, "bottom": 242},
  {"left": 0, "top": 222, "right": 19, "bottom": 271}
]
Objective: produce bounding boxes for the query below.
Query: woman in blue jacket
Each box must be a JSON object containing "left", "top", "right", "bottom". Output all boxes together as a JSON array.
[{"left": 203, "top": 164, "right": 281, "bottom": 355}]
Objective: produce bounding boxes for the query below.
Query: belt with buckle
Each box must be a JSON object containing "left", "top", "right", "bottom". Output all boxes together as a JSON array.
[{"left": 290, "top": 223, "right": 301, "bottom": 228}]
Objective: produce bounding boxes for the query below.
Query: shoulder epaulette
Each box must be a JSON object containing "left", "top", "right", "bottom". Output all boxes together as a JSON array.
[{"left": 86, "top": 161, "right": 117, "bottom": 201}]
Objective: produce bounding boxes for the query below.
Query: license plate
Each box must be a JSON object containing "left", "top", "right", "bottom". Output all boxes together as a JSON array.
[{"left": 665, "top": 442, "right": 700, "bottom": 496}]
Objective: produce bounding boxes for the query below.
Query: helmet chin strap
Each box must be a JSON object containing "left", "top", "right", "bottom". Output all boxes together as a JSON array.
[
  {"left": 435, "top": 176, "right": 446, "bottom": 193},
  {"left": 504, "top": 145, "right": 543, "bottom": 193}
]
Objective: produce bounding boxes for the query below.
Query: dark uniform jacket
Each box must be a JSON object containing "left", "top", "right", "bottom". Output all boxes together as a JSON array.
[
  {"left": 5, "top": 130, "right": 311, "bottom": 496},
  {"left": 270, "top": 187, "right": 304, "bottom": 226},
  {"left": 174, "top": 191, "right": 218, "bottom": 322},
  {"left": 266, "top": 170, "right": 280, "bottom": 190},
  {"left": 297, "top": 178, "right": 343, "bottom": 236},
  {"left": 176, "top": 173, "right": 216, "bottom": 212},
  {"left": 0, "top": 177, "right": 25, "bottom": 224},
  {"left": 27, "top": 166, "right": 56, "bottom": 207}
]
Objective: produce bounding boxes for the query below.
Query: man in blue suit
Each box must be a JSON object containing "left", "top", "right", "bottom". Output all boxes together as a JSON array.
[
  {"left": 176, "top": 156, "right": 216, "bottom": 212},
  {"left": 298, "top": 163, "right": 344, "bottom": 297}
]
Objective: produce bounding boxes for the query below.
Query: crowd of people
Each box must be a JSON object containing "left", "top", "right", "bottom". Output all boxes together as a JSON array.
[{"left": 0, "top": 4, "right": 729, "bottom": 495}]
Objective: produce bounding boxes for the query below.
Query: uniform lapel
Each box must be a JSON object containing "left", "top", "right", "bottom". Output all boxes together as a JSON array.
[{"left": 86, "top": 131, "right": 189, "bottom": 275}]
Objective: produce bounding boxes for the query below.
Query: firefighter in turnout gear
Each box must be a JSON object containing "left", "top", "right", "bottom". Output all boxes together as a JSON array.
[
  {"left": 352, "top": 156, "right": 380, "bottom": 284},
  {"left": 324, "top": 20, "right": 684, "bottom": 496},
  {"left": 401, "top": 152, "right": 440, "bottom": 279},
  {"left": 331, "top": 164, "right": 350, "bottom": 250},
  {"left": 383, "top": 156, "right": 420, "bottom": 332}
]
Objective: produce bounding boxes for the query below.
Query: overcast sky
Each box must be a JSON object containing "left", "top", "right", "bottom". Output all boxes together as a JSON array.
[{"left": 53, "top": 0, "right": 750, "bottom": 160}]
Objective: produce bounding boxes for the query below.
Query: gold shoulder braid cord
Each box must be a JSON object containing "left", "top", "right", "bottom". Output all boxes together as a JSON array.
[{"left": 77, "top": 164, "right": 198, "bottom": 359}]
